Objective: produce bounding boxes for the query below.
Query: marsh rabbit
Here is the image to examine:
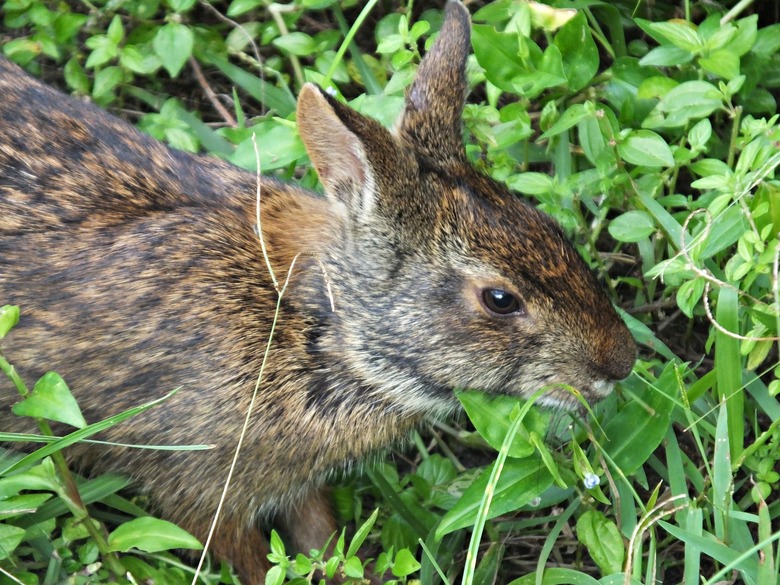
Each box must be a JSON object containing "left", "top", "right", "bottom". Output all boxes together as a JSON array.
[{"left": 0, "top": 2, "right": 636, "bottom": 581}]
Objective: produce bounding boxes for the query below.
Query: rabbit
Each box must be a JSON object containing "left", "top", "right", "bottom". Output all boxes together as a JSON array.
[{"left": 0, "top": 1, "right": 636, "bottom": 582}]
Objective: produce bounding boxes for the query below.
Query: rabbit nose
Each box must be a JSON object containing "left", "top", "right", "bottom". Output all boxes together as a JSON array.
[{"left": 599, "top": 328, "right": 636, "bottom": 382}]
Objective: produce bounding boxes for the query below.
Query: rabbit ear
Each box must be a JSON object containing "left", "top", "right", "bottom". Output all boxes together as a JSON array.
[
  {"left": 296, "top": 84, "right": 392, "bottom": 222},
  {"left": 398, "top": 1, "right": 471, "bottom": 165}
]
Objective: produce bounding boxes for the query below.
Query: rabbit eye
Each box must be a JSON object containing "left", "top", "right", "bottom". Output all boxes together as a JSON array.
[{"left": 481, "top": 289, "right": 524, "bottom": 316}]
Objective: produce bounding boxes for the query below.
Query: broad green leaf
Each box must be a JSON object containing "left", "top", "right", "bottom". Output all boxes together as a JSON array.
[
  {"left": 576, "top": 510, "right": 624, "bottom": 574},
  {"left": 230, "top": 121, "right": 306, "bottom": 172},
  {"left": 471, "top": 25, "right": 526, "bottom": 93},
  {"left": 0, "top": 305, "right": 19, "bottom": 339},
  {"left": 120, "top": 45, "right": 161, "bottom": 75},
  {"left": 643, "top": 80, "right": 723, "bottom": 128},
  {"left": 608, "top": 210, "right": 655, "bottom": 242},
  {"left": 512, "top": 44, "right": 567, "bottom": 98},
  {"left": 106, "top": 14, "right": 124, "bottom": 45},
  {"left": 618, "top": 130, "right": 674, "bottom": 167},
  {"left": 506, "top": 172, "right": 554, "bottom": 196},
  {"left": 153, "top": 23, "right": 193, "bottom": 77},
  {"left": 456, "top": 391, "right": 549, "bottom": 458},
  {"left": 226, "top": 0, "right": 263, "bottom": 16},
  {"left": 699, "top": 49, "right": 740, "bottom": 80},
  {"left": 12, "top": 372, "right": 86, "bottom": 428},
  {"left": 436, "top": 456, "right": 553, "bottom": 537},
  {"left": 0, "top": 458, "right": 60, "bottom": 498},
  {"left": 273, "top": 32, "right": 317, "bottom": 56},
  {"left": 676, "top": 278, "right": 705, "bottom": 318},
  {"left": 92, "top": 66, "right": 123, "bottom": 100},
  {"left": 637, "top": 76, "right": 679, "bottom": 99},
  {"left": 167, "top": 0, "right": 195, "bottom": 12},
  {"left": 554, "top": 12, "right": 598, "bottom": 92},
  {"left": 0, "top": 493, "right": 52, "bottom": 520},
  {"left": 108, "top": 517, "right": 202, "bottom": 552},
  {"left": 539, "top": 102, "right": 588, "bottom": 139},
  {"left": 507, "top": 568, "right": 602, "bottom": 585},
  {"left": 599, "top": 362, "right": 676, "bottom": 475},
  {"left": 63, "top": 58, "right": 89, "bottom": 94},
  {"left": 643, "top": 21, "right": 701, "bottom": 52},
  {"left": 344, "top": 556, "right": 364, "bottom": 578},
  {"left": 391, "top": 548, "right": 421, "bottom": 578},
  {"left": 688, "top": 118, "right": 712, "bottom": 152},
  {"left": 639, "top": 45, "right": 694, "bottom": 67},
  {"left": 0, "top": 524, "right": 26, "bottom": 560}
]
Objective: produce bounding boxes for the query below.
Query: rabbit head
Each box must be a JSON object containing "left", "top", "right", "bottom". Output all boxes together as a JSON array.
[{"left": 294, "top": 2, "right": 635, "bottom": 414}]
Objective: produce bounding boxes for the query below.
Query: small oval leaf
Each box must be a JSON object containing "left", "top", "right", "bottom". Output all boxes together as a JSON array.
[{"left": 108, "top": 517, "right": 202, "bottom": 553}]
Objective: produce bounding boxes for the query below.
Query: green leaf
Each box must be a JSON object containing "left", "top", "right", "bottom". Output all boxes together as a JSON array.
[
  {"left": 92, "top": 66, "right": 123, "bottom": 100},
  {"left": 201, "top": 52, "right": 296, "bottom": 116},
  {"left": 106, "top": 14, "right": 124, "bottom": 45},
  {"left": 273, "top": 32, "right": 317, "bottom": 56},
  {"left": 687, "top": 118, "right": 712, "bottom": 152},
  {"left": 392, "top": 548, "right": 421, "bottom": 578},
  {"left": 120, "top": 45, "right": 161, "bottom": 75},
  {"left": 457, "top": 391, "right": 548, "bottom": 458},
  {"left": 108, "top": 517, "right": 202, "bottom": 552},
  {"left": 230, "top": 120, "right": 306, "bottom": 172},
  {"left": 554, "top": 12, "right": 598, "bottom": 92},
  {"left": 608, "top": 210, "right": 655, "bottom": 242},
  {"left": 0, "top": 305, "right": 19, "bottom": 339},
  {"left": 576, "top": 510, "right": 624, "bottom": 574},
  {"left": 506, "top": 172, "right": 554, "bottom": 196},
  {"left": 63, "top": 58, "right": 90, "bottom": 94},
  {"left": 643, "top": 21, "right": 701, "bottom": 52},
  {"left": 699, "top": 49, "right": 740, "bottom": 80},
  {"left": 471, "top": 25, "right": 525, "bottom": 93},
  {"left": 343, "top": 556, "right": 364, "bottom": 578},
  {"left": 0, "top": 525, "right": 26, "bottom": 560},
  {"left": 539, "top": 103, "right": 589, "bottom": 140},
  {"left": 639, "top": 45, "right": 694, "bottom": 67},
  {"left": 643, "top": 80, "right": 723, "bottom": 128},
  {"left": 346, "top": 509, "right": 377, "bottom": 558},
  {"left": 0, "top": 458, "right": 60, "bottom": 498},
  {"left": 599, "top": 361, "right": 676, "bottom": 475},
  {"left": 676, "top": 278, "right": 705, "bottom": 318},
  {"left": 153, "top": 22, "right": 193, "bottom": 77},
  {"left": 226, "top": 0, "right": 263, "bottom": 17},
  {"left": 507, "top": 568, "right": 603, "bottom": 585},
  {"left": 715, "top": 287, "right": 743, "bottom": 461},
  {"left": 436, "top": 456, "right": 553, "bottom": 537},
  {"left": 12, "top": 372, "right": 87, "bottom": 428},
  {"left": 618, "top": 129, "right": 675, "bottom": 167},
  {"left": 167, "top": 0, "right": 195, "bottom": 12}
]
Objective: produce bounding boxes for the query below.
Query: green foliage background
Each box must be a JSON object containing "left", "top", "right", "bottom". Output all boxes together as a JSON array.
[{"left": 1, "top": 0, "right": 780, "bottom": 584}]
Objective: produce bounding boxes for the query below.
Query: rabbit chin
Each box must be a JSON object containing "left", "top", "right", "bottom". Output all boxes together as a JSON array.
[{"left": 533, "top": 379, "right": 615, "bottom": 410}]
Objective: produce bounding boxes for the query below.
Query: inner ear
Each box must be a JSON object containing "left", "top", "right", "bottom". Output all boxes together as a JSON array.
[{"left": 296, "top": 84, "right": 376, "bottom": 218}]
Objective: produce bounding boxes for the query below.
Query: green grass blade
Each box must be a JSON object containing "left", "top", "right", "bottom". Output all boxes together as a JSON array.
[{"left": 715, "top": 286, "right": 744, "bottom": 460}]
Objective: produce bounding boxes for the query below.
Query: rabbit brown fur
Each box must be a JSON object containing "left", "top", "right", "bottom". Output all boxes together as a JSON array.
[{"left": 0, "top": 2, "right": 635, "bottom": 582}]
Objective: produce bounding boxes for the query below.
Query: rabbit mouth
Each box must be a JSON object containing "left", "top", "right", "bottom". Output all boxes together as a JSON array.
[{"left": 532, "top": 378, "right": 615, "bottom": 410}]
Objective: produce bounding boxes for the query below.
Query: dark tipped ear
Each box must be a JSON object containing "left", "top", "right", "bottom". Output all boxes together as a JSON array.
[
  {"left": 398, "top": 1, "right": 471, "bottom": 164},
  {"left": 297, "top": 83, "right": 390, "bottom": 221}
]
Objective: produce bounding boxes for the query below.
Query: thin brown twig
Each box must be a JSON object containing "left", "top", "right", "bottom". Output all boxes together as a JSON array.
[{"left": 189, "top": 56, "right": 236, "bottom": 128}]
